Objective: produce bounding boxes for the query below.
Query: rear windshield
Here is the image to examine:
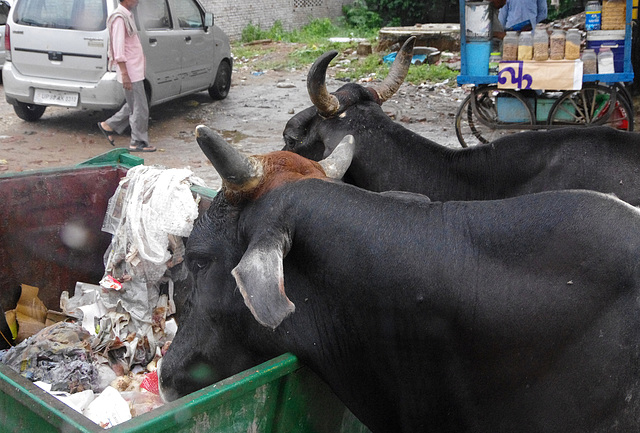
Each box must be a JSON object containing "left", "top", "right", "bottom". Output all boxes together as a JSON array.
[
  {"left": 14, "top": 0, "right": 106, "bottom": 30},
  {"left": 0, "top": 1, "right": 10, "bottom": 26}
]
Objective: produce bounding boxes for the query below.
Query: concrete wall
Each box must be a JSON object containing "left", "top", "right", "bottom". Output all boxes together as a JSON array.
[{"left": 203, "top": 0, "right": 354, "bottom": 41}]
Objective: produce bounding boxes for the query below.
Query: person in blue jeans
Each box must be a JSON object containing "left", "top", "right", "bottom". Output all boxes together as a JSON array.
[{"left": 498, "top": 0, "right": 547, "bottom": 32}]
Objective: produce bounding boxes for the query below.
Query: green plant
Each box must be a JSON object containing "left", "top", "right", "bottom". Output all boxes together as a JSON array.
[
  {"left": 241, "top": 20, "right": 288, "bottom": 43},
  {"left": 546, "top": 0, "right": 584, "bottom": 21},
  {"left": 342, "top": 0, "right": 383, "bottom": 32},
  {"left": 365, "top": 0, "right": 429, "bottom": 26},
  {"left": 241, "top": 22, "right": 269, "bottom": 43}
]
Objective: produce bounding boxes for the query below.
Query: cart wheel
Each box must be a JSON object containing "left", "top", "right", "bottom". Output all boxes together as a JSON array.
[
  {"left": 547, "top": 83, "right": 634, "bottom": 131},
  {"left": 454, "top": 86, "right": 534, "bottom": 147},
  {"left": 613, "top": 82, "right": 635, "bottom": 119}
]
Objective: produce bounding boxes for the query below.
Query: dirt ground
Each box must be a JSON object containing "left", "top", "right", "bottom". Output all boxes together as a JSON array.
[
  {"left": 0, "top": 42, "right": 637, "bottom": 190},
  {"left": 0, "top": 43, "right": 464, "bottom": 190}
]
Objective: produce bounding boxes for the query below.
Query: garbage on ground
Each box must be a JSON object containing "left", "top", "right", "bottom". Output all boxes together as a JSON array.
[
  {"left": 328, "top": 37, "right": 368, "bottom": 43},
  {"left": 382, "top": 46, "right": 441, "bottom": 66},
  {"left": 0, "top": 165, "right": 205, "bottom": 428}
]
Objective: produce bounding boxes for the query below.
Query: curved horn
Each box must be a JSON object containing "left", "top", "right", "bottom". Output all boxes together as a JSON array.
[
  {"left": 318, "top": 135, "right": 355, "bottom": 179},
  {"left": 307, "top": 50, "right": 340, "bottom": 117},
  {"left": 369, "top": 36, "right": 416, "bottom": 103},
  {"left": 195, "top": 125, "right": 259, "bottom": 187}
]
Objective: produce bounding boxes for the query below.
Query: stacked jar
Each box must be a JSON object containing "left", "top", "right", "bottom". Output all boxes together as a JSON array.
[
  {"left": 550, "top": 29, "right": 566, "bottom": 60},
  {"left": 601, "top": 0, "right": 626, "bottom": 30},
  {"left": 518, "top": 31, "right": 533, "bottom": 60},
  {"left": 582, "top": 49, "right": 597, "bottom": 74},
  {"left": 533, "top": 26, "right": 549, "bottom": 61},
  {"left": 565, "top": 29, "right": 581, "bottom": 60},
  {"left": 502, "top": 31, "right": 519, "bottom": 61},
  {"left": 598, "top": 46, "right": 615, "bottom": 73}
]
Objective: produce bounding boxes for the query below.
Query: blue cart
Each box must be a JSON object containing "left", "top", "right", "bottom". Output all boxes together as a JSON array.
[{"left": 455, "top": 0, "right": 635, "bottom": 147}]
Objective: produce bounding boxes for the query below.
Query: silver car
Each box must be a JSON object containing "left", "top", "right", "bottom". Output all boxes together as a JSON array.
[{"left": 2, "top": 0, "right": 231, "bottom": 121}]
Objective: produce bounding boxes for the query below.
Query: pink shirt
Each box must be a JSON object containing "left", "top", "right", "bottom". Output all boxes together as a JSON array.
[{"left": 110, "top": 5, "right": 145, "bottom": 83}]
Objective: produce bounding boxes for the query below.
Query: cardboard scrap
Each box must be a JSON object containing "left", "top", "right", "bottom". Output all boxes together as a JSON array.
[{"left": 14, "top": 284, "right": 48, "bottom": 343}]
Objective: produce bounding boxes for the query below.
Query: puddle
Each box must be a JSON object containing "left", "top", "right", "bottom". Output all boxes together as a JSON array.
[{"left": 221, "top": 130, "right": 249, "bottom": 144}]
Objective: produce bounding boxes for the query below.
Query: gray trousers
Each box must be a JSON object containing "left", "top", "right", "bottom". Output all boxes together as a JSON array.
[{"left": 106, "top": 80, "right": 149, "bottom": 146}]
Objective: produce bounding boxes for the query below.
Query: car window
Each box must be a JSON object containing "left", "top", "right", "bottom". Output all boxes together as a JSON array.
[
  {"left": 138, "top": 0, "right": 170, "bottom": 30},
  {"left": 14, "top": 0, "right": 106, "bottom": 31},
  {"left": 172, "top": 0, "right": 202, "bottom": 29},
  {"left": 0, "top": 0, "right": 11, "bottom": 25}
]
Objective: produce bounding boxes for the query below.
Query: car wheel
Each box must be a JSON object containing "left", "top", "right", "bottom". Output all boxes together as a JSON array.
[
  {"left": 13, "top": 102, "right": 46, "bottom": 121},
  {"left": 208, "top": 60, "right": 231, "bottom": 100}
]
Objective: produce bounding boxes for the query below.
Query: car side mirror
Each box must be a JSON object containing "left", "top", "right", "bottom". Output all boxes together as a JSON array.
[{"left": 204, "top": 12, "right": 213, "bottom": 31}]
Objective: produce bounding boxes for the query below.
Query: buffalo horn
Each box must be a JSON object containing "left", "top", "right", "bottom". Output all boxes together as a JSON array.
[
  {"left": 369, "top": 36, "right": 416, "bottom": 103},
  {"left": 307, "top": 50, "right": 341, "bottom": 117},
  {"left": 195, "top": 125, "right": 259, "bottom": 187},
  {"left": 318, "top": 135, "right": 355, "bottom": 179}
]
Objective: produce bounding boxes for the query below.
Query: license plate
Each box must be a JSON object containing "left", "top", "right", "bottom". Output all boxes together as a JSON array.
[{"left": 33, "top": 89, "right": 79, "bottom": 107}]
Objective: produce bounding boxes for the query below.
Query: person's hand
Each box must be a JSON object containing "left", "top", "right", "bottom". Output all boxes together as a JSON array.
[{"left": 122, "top": 73, "right": 132, "bottom": 91}]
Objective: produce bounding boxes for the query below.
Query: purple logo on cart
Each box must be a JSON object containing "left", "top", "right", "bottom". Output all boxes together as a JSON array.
[{"left": 498, "top": 61, "right": 533, "bottom": 89}]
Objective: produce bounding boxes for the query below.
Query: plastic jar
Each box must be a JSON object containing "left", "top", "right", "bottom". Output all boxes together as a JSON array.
[
  {"left": 565, "top": 29, "right": 581, "bottom": 60},
  {"left": 550, "top": 29, "right": 566, "bottom": 60},
  {"left": 602, "top": 0, "right": 626, "bottom": 30},
  {"left": 598, "top": 46, "right": 615, "bottom": 73},
  {"left": 582, "top": 48, "right": 597, "bottom": 74},
  {"left": 533, "top": 27, "right": 549, "bottom": 61},
  {"left": 489, "top": 52, "right": 502, "bottom": 75},
  {"left": 585, "top": 1, "right": 602, "bottom": 31},
  {"left": 518, "top": 31, "right": 533, "bottom": 60},
  {"left": 502, "top": 31, "right": 519, "bottom": 61}
]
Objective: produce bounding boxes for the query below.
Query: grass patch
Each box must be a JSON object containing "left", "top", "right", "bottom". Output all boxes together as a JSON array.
[
  {"left": 334, "top": 55, "right": 458, "bottom": 85},
  {"left": 235, "top": 19, "right": 458, "bottom": 84},
  {"left": 405, "top": 63, "right": 458, "bottom": 85}
]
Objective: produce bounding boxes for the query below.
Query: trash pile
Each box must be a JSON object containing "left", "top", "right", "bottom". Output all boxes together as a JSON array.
[{"left": 0, "top": 165, "right": 206, "bottom": 428}]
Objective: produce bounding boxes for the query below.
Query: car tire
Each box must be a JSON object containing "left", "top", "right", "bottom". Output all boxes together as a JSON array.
[
  {"left": 13, "top": 102, "right": 46, "bottom": 121},
  {"left": 208, "top": 60, "right": 231, "bottom": 100}
]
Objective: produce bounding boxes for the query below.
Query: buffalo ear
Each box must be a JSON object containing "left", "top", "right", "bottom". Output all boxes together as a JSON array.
[{"left": 232, "top": 239, "right": 295, "bottom": 330}]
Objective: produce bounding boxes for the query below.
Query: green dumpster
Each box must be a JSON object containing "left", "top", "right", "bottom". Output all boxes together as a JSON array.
[{"left": 0, "top": 150, "right": 370, "bottom": 433}]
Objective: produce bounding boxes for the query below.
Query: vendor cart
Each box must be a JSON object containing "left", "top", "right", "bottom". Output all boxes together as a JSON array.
[{"left": 455, "top": 0, "right": 636, "bottom": 147}]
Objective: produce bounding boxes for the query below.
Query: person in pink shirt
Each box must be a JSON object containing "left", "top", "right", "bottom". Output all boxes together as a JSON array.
[{"left": 97, "top": 0, "right": 156, "bottom": 152}]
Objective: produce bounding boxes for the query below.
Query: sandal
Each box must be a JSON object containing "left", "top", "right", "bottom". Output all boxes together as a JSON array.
[
  {"left": 97, "top": 122, "right": 115, "bottom": 146},
  {"left": 129, "top": 142, "right": 157, "bottom": 152}
]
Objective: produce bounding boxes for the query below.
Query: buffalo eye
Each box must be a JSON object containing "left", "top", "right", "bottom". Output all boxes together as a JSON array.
[{"left": 188, "top": 255, "right": 210, "bottom": 274}]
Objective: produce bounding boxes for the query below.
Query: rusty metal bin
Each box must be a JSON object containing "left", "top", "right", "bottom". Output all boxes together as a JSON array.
[{"left": 0, "top": 150, "right": 370, "bottom": 433}]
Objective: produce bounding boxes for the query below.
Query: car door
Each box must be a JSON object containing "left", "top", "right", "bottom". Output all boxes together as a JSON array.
[
  {"left": 168, "top": 0, "right": 214, "bottom": 94},
  {"left": 136, "top": 0, "right": 181, "bottom": 104}
]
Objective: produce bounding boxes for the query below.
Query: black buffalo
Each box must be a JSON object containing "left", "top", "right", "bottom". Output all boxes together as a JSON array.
[
  {"left": 159, "top": 125, "right": 640, "bottom": 433},
  {"left": 283, "top": 37, "right": 640, "bottom": 205}
]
